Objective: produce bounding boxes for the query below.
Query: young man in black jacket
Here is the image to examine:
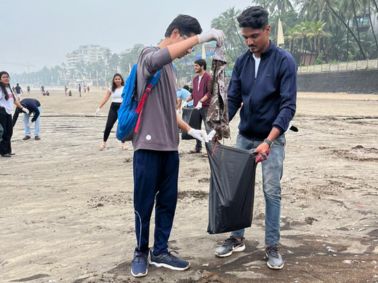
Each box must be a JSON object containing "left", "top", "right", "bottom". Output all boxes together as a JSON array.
[
  {"left": 13, "top": 98, "right": 42, "bottom": 140},
  {"left": 215, "top": 6, "right": 297, "bottom": 270}
]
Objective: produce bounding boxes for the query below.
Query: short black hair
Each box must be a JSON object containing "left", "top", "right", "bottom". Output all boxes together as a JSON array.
[
  {"left": 237, "top": 6, "right": 269, "bottom": 29},
  {"left": 165, "top": 15, "right": 202, "bottom": 37},
  {"left": 194, "top": 59, "right": 206, "bottom": 70}
]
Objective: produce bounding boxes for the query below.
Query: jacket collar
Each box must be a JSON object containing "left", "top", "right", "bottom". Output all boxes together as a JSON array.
[{"left": 250, "top": 41, "right": 276, "bottom": 59}]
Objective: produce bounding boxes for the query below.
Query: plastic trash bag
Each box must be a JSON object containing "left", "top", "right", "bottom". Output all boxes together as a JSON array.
[
  {"left": 181, "top": 107, "right": 201, "bottom": 140},
  {"left": 206, "top": 142, "right": 257, "bottom": 234}
]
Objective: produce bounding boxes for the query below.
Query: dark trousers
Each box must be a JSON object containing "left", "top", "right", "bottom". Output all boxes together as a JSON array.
[
  {"left": 195, "top": 107, "right": 210, "bottom": 151},
  {"left": 133, "top": 150, "right": 179, "bottom": 255},
  {"left": 103, "top": 102, "right": 121, "bottom": 142},
  {"left": 0, "top": 108, "right": 13, "bottom": 155}
]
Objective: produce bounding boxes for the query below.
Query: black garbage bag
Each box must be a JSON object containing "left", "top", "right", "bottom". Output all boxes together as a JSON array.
[
  {"left": 181, "top": 107, "right": 201, "bottom": 140},
  {"left": 206, "top": 142, "right": 257, "bottom": 234}
]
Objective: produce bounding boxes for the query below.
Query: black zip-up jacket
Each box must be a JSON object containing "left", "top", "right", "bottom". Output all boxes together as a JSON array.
[{"left": 228, "top": 42, "right": 297, "bottom": 139}]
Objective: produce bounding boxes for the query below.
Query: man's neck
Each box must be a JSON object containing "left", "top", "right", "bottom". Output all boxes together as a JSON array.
[
  {"left": 158, "top": 38, "right": 170, "bottom": 49},
  {"left": 253, "top": 40, "right": 270, "bottom": 58},
  {"left": 198, "top": 70, "right": 205, "bottom": 77}
]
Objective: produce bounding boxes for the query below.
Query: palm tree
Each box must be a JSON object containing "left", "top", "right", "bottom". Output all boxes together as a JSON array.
[
  {"left": 256, "top": 0, "right": 294, "bottom": 15},
  {"left": 211, "top": 8, "right": 245, "bottom": 62}
]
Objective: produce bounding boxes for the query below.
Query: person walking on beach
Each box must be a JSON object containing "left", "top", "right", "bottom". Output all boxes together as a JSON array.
[
  {"left": 186, "top": 59, "right": 212, "bottom": 153},
  {"left": 0, "top": 71, "right": 28, "bottom": 157},
  {"left": 214, "top": 6, "right": 297, "bottom": 270},
  {"left": 130, "top": 14, "right": 224, "bottom": 278},
  {"left": 96, "top": 73, "right": 127, "bottom": 150},
  {"left": 78, "top": 84, "right": 82, "bottom": 97},
  {"left": 13, "top": 98, "right": 42, "bottom": 141},
  {"left": 14, "top": 83, "right": 23, "bottom": 99}
]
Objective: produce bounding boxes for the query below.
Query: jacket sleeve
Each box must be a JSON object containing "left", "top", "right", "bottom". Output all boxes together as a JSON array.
[
  {"left": 272, "top": 55, "right": 297, "bottom": 133},
  {"left": 31, "top": 107, "right": 40, "bottom": 122},
  {"left": 227, "top": 58, "right": 243, "bottom": 121}
]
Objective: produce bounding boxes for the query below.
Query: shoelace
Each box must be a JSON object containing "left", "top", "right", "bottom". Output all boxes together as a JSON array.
[
  {"left": 133, "top": 252, "right": 147, "bottom": 263},
  {"left": 266, "top": 246, "right": 279, "bottom": 258},
  {"left": 224, "top": 237, "right": 240, "bottom": 246}
]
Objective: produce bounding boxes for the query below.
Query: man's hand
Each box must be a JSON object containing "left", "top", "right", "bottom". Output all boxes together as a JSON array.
[
  {"left": 188, "top": 128, "right": 208, "bottom": 143},
  {"left": 21, "top": 107, "right": 29, "bottom": 114},
  {"left": 198, "top": 28, "right": 225, "bottom": 47},
  {"left": 254, "top": 141, "right": 271, "bottom": 163},
  {"left": 95, "top": 107, "right": 101, "bottom": 116},
  {"left": 195, "top": 101, "right": 202, "bottom": 110}
]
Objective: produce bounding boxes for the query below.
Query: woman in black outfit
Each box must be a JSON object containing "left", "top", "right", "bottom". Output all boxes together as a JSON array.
[
  {"left": 96, "top": 73, "right": 126, "bottom": 150},
  {"left": 0, "top": 71, "right": 27, "bottom": 157}
]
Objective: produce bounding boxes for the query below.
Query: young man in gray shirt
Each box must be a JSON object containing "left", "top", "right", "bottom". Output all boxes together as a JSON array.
[{"left": 131, "top": 15, "right": 224, "bottom": 278}]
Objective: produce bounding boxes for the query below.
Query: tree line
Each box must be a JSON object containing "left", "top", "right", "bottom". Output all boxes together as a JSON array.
[{"left": 12, "top": 0, "right": 378, "bottom": 86}]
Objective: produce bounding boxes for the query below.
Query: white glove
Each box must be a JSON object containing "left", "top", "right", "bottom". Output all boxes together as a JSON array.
[
  {"left": 95, "top": 107, "right": 101, "bottom": 116},
  {"left": 195, "top": 101, "right": 202, "bottom": 110},
  {"left": 188, "top": 128, "right": 209, "bottom": 143},
  {"left": 197, "top": 28, "right": 225, "bottom": 47},
  {"left": 207, "top": 129, "right": 216, "bottom": 141}
]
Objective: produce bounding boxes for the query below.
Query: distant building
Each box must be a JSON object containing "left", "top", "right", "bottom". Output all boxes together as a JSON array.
[
  {"left": 66, "top": 45, "right": 110, "bottom": 70},
  {"left": 353, "top": 12, "right": 378, "bottom": 33}
]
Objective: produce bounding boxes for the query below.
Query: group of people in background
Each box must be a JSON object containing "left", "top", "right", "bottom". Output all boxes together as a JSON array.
[
  {"left": 0, "top": 71, "right": 41, "bottom": 158},
  {"left": 65, "top": 84, "right": 90, "bottom": 97}
]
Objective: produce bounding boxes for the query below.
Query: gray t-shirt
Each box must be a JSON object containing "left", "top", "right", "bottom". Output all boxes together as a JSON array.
[{"left": 132, "top": 47, "right": 179, "bottom": 151}]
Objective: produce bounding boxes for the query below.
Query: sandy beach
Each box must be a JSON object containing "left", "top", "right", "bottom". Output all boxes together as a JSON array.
[{"left": 0, "top": 89, "right": 377, "bottom": 282}]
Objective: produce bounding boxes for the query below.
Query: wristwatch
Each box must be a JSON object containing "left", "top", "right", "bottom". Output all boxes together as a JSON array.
[{"left": 263, "top": 138, "right": 273, "bottom": 147}]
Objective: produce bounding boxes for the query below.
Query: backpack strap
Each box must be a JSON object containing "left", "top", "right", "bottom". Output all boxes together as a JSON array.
[{"left": 134, "top": 70, "right": 161, "bottom": 134}]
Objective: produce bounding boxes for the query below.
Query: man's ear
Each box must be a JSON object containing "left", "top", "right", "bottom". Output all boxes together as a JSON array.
[{"left": 171, "top": 28, "right": 181, "bottom": 39}]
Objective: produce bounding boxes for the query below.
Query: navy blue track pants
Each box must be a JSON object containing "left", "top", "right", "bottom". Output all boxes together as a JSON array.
[{"left": 133, "top": 149, "right": 179, "bottom": 255}]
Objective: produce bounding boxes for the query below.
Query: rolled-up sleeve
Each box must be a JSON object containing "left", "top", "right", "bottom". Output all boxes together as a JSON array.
[
  {"left": 142, "top": 48, "right": 172, "bottom": 77},
  {"left": 272, "top": 56, "right": 297, "bottom": 133}
]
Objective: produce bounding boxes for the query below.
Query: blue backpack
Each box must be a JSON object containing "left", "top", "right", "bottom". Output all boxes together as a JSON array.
[{"left": 116, "top": 64, "right": 161, "bottom": 142}]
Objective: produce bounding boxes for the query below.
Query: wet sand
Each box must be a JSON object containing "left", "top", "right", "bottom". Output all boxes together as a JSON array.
[{"left": 0, "top": 89, "right": 377, "bottom": 282}]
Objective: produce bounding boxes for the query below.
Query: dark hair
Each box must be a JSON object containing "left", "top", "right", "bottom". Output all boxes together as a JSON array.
[
  {"left": 0, "top": 71, "right": 12, "bottom": 100},
  {"left": 237, "top": 6, "right": 269, "bottom": 29},
  {"left": 194, "top": 59, "right": 207, "bottom": 70},
  {"left": 183, "top": 85, "right": 192, "bottom": 93},
  {"left": 111, "top": 73, "right": 124, "bottom": 92},
  {"left": 165, "top": 15, "right": 202, "bottom": 37}
]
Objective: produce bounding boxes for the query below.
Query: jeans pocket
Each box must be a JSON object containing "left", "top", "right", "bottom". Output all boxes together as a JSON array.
[{"left": 274, "top": 135, "right": 286, "bottom": 147}]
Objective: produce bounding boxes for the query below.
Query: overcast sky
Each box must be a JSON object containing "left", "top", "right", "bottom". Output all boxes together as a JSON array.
[{"left": 2, "top": 0, "right": 254, "bottom": 73}]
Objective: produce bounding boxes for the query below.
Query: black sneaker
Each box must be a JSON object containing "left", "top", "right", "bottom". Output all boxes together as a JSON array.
[
  {"left": 131, "top": 250, "right": 148, "bottom": 278},
  {"left": 215, "top": 236, "right": 245, "bottom": 258},
  {"left": 35, "top": 136, "right": 41, "bottom": 140},
  {"left": 1, "top": 153, "right": 12, "bottom": 158},
  {"left": 23, "top": 136, "right": 31, "bottom": 140},
  {"left": 149, "top": 250, "right": 190, "bottom": 271}
]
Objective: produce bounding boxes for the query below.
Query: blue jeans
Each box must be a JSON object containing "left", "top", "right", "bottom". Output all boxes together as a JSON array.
[
  {"left": 24, "top": 107, "right": 41, "bottom": 136},
  {"left": 231, "top": 133, "right": 285, "bottom": 247}
]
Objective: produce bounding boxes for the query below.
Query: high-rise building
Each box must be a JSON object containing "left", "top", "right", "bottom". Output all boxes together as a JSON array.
[{"left": 66, "top": 45, "right": 110, "bottom": 70}]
